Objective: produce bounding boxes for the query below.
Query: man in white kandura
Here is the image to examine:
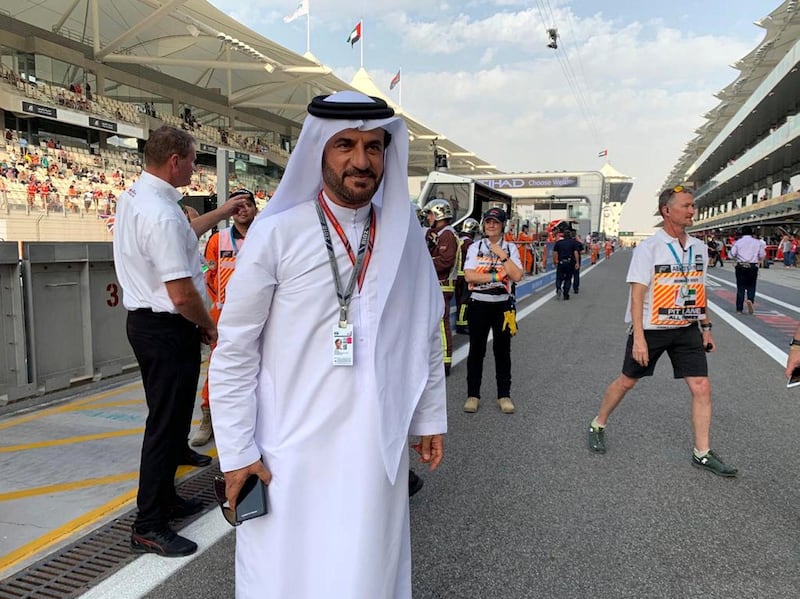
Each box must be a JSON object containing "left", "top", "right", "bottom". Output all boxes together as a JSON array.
[{"left": 209, "top": 91, "right": 447, "bottom": 599}]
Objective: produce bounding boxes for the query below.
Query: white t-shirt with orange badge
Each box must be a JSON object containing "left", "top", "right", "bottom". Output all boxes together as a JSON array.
[{"left": 624, "top": 228, "right": 708, "bottom": 329}]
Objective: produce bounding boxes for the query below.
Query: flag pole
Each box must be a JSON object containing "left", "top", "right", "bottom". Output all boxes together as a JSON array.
[
  {"left": 399, "top": 67, "right": 402, "bottom": 107},
  {"left": 360, "top": 19, "right": 364, "bottom": 68}
]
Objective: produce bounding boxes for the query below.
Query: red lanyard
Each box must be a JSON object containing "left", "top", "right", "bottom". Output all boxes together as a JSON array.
[{"left": 317, "top": 192, "right": 376, "bottom": 292}]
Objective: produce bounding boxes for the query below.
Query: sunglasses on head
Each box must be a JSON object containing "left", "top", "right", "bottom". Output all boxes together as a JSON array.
[{"left": 213, "top": 475, "right": 240, "bottom": 527}]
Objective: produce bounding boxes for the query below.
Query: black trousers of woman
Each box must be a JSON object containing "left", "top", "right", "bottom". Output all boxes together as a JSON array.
[
  {"left": 466, "top": 298, "right": 513, "bottom": 399},
  {"left": 127, "top": 309, "right": 200, "bottom": 532}
]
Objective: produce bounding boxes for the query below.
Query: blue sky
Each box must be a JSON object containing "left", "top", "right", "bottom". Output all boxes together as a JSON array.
[{"left": 210, "top": 0, "right": 777, "bottom": 230}]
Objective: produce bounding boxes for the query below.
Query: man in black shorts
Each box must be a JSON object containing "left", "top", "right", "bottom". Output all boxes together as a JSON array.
[{"left": 586, "top": 185, "right": 737, "bottom": 477}]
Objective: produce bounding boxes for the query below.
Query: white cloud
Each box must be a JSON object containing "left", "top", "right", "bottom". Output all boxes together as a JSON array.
[{"left": 209, "top": 0, "right": 765, "bottom": 230}]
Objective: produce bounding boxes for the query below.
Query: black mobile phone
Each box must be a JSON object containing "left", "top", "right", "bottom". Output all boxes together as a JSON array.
[
  {"left": 235, "top": 474, "right": 268, "bottom": 523},
  {"left": 787, "top": 366, "right": 800, "bottom": 389}
]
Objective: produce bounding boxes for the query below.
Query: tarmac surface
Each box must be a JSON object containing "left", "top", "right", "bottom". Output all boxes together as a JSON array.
[{"left": 3, "top": 250, "right": 800, "bottom": 598}]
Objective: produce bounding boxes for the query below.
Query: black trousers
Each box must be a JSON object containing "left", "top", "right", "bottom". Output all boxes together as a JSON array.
[
  {"left": 127, "top": 309, "right": 201, "bottom": 532},
  {"left": 734, "top": 264, "right": 758, "bottom": 312},
  {"left": 466, "top": 298, "right": 513, "bottom": 398},
  {"left": 556, "top": 262, "right": 575, "bottom": 296},
  {"left": 571, "top": 266, "right": 580, "bottom": 292}
]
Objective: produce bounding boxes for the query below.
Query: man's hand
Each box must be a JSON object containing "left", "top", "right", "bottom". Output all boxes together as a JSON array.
[
  {"left": 412, "top": 435, "right": 444, "bottom": 471},
  {"left": 631, "top": 334, "right": 649, "bottom": 367},
  {"left": 785, "top": 347, "right": 800, "bottom": 379},
  {"left": 218, "top": 195, "right": 250, "bottom": 218},
  {"left": 223, "top": 460, "right": 272, "bottom": 511},
  {"left": 200, "top": 324, "right": 218, "bottom": 345}
]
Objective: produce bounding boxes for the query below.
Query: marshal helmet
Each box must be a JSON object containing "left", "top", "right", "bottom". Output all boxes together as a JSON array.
[
  {"left": 423, "top": 199, "right": 453, "bottom": 221},
  {"left": 461, "top": 218, "right": 480, "bottom": 235}
]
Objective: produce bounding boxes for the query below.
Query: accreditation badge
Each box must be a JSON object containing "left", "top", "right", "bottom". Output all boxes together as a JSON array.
[{"left": 332, "top": 324, "right": 354, "bottom": 366}]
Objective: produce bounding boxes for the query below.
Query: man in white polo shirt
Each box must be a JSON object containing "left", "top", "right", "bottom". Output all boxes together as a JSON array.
[
  {"left": 586, "top": 185, "right": 737, "bottom": 477},
  {"left": 113, "top": 125, "right": 248, "bottom": 557}
]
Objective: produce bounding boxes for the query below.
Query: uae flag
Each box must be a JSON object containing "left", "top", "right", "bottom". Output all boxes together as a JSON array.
[
  {"left": 389, "top": 70, "right": 401, "bottom": 90},
  {"left": 347, "top": 21, "right": 362, "bottom": 46},
  {"left": 597, "top": 149, "right": 608, "bottom": 157}
]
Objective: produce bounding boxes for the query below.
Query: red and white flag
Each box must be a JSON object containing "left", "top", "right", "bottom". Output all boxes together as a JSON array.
[
  {"left": 347, "top": 21, "right": 362, "bottom": 46},
  {"left": 389, "top": 70, "right": 401, "bottom": 90}
]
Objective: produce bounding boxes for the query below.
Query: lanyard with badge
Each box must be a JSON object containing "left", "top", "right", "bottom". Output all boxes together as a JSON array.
[
  {"left": 667, "top": 242, "right": 694, "bottom": 307},
  {"left": 315, "top": 192, "right": 375, "bottom": 366}
]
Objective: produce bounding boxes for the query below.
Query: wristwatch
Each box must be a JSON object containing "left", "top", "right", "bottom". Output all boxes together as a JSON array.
[
  {"left": 500, "top": 257, "right": 508, "bottom": 263},
  {"left": 699, "top": 322, "right": 712, "bottom": 331},
  {"left": 790, "top": 338, "right": 800, "bottom": 347}
]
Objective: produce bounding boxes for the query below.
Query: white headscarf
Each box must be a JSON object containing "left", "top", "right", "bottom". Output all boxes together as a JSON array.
[{"left": 261, "top": 91, "right": 445, "bottom": 482}]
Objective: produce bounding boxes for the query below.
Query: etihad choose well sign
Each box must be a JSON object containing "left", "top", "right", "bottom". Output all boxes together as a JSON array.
[{"left": 477, "top": 176, "right": 579, "bottom": 189}]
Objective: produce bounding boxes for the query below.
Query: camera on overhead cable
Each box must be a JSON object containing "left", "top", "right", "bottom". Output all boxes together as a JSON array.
[{"left": 547, "top": 28, "right": 558, "bottom": 49}]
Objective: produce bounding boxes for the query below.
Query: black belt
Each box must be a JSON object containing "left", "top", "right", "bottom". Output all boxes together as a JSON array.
[{"left": 131, "top": 307, "right": 185, "bottom": 320}]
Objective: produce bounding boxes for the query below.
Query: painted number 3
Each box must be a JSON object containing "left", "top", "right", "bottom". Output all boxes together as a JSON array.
[{"left": 106, "top": 283, "right": 119, "bottom": 307}]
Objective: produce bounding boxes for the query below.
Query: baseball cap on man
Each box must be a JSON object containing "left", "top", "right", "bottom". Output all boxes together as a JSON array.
[{"left": 483, "top": 207, "right": 507, "bottom": 223}]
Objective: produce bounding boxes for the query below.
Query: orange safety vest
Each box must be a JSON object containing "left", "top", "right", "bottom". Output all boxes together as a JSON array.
[{"left": 206, "top": 226, "right": 244, "bottom": 309}]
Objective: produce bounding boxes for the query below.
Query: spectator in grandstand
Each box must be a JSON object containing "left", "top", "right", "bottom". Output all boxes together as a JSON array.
[
  {"left": 730, "top": 226, "right": 766, "bottom": 315},
  {"left": 463, "top": 207, "right": 523, "bottom": 414},
  {"left": 114, "top": 125, "right": 251, "bottom": 558},
  {"left": 209, "top": 91, "right": 445, "bottom": 598},
  {"left": 587, "top": 185, "right": 737, "bottom": 477},
  {"left": 191, "top": 188, "right": 258, "bottom": 447}
]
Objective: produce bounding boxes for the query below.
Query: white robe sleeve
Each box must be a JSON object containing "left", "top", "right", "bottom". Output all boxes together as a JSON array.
[{"left": 209, "top": 224, "right": 276, "bottom": 472}]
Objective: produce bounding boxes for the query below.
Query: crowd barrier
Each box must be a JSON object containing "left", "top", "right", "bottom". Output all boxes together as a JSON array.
[{"left": 0, "top": 241, "right": 136, "bottom": 405}]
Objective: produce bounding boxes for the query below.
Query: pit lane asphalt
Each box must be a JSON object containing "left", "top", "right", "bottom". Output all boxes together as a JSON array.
[{"left": 101, "top": 252, "right": 800, "bottom": 598}]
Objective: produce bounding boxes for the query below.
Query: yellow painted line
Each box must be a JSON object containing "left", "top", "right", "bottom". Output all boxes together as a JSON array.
[
  {"left": 0, "top": 449, "right": 219, "bottom": 575},
  {"left": 0, "top": 489, "right": 138, "bottom": 575},
  {"left": 70, "top": 399, "right": 144, "bottom": 411},
  {"left": 0, "top": 428, "right": 143, "bottom": 452},
  {"left": 0, "top": 382, "right": 142, "bottom": 431},
  {"left": 0, "top": 472, "right": 140, "bottom": 502}
]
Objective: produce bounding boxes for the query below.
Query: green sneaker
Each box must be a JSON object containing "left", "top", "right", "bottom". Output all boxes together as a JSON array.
[
  {"left": 588, "top": 423, "right": 606, "bottom": 454},
  {"left": 692, "top": 450, "right": 737, "bottom": 477}
]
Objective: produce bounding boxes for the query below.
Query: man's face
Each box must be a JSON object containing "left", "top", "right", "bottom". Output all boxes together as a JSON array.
[
  {"left": 322, "top": 128, "right": 385, "bottom": 208},
  {"left": 664, "top": 192, "right": 695, "bottom": 228},
  {"left": 426, "top": 211, "right": 436, "bottom": 227},
  {"left": 172, "top": 145, "right": 196, "bottom": 188},
  {"left": 233, "top": 200, "right": 257, "bottom": 227}
]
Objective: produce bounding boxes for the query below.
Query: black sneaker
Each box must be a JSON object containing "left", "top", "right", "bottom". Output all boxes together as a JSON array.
[
  {"left": 556, "top": 288, "right": 562, "bottom": 299},
  {"left": 588, "top": 423, "right": 606, "bottom": 453},
  {"left": 408, "top": 470, "right": 424, "bottom": 497},
  {"left": 168, "top": 496, "right": 205, "bottom": 520},
  {"left": 130, "top": 525, "right": 198, "bottom": 557},
  {"left": 692, "top": 450, "right": 737, "bottom": 477}
]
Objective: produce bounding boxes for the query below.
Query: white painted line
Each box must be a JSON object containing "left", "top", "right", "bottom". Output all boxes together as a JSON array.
[
  {"left": 707, "top": 274, "right": 800, "bottom": 314},
  {"left": 708, "top": 299, "right": 787, "bottom": 366},
  {"left": 77, "top": 260, "right": 599, "bottom": 598},
  {"left": 77, "top": 512, "right": 231, "bottom": 599}
]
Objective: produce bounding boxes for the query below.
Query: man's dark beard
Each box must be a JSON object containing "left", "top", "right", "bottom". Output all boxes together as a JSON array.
[{"left": 322, "top": 160, "right": 381, "bottom": 207}]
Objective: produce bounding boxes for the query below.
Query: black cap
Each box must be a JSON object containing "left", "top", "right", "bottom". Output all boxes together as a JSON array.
[
  {"left": 483, "top": 207, "right": 507, "bottom": 223},
  {"left": 307, "top": 94, "right": 395, "bottom": 119}
]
